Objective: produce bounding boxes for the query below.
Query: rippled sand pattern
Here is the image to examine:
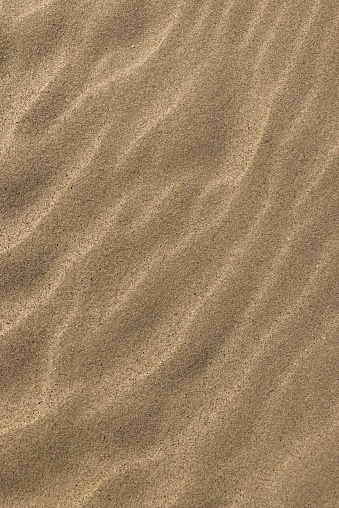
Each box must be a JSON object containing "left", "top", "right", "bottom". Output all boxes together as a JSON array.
[{"left": 1, "top": 1, "right": 339, "bottom": 507}]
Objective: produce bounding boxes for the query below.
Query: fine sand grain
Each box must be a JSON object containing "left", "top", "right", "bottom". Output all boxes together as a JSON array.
[{"left": 1, "top": 1, "right": 339, "bottom": 507}]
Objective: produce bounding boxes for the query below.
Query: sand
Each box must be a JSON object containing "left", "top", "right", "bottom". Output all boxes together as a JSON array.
[{"left": 0, "top": 1, "right": 338, "bottom": 507}]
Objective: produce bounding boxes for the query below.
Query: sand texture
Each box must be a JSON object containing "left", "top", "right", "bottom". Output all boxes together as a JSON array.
[{"left": 1, "top": 1, "right": 339, "bottom": 507}]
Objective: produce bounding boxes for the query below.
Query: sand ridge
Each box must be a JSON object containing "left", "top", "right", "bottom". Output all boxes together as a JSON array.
[{"left": 0, "top": 1, "right": 339, "bottom": 507}]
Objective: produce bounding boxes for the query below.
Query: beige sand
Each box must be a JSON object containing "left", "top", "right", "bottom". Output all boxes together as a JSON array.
[{"left": 1, "top": 1, "right": 339, "bottom": 507}]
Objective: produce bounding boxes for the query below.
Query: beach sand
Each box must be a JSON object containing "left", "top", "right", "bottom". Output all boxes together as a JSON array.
[{"left": 1, "top": 1, "right": 338, "bottom": 507}]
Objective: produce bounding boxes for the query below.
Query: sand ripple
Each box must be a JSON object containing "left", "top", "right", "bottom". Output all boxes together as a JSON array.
[{"left": 1, "top": 1, "right": 338, "bottom": 507}]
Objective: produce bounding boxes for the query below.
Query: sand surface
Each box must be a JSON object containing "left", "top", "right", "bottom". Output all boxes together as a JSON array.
[{"left": 1, "top": 1, "right": 339, "bottom": 507}]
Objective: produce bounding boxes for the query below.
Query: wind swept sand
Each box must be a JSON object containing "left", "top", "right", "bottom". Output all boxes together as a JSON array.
[{"left": 1, "top": 1, "right": 339, "bottom": 507}]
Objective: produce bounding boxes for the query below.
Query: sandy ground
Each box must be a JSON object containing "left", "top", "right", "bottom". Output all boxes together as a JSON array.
[{"left": 0, "top": 1, "right": 339, "bottom": 507}]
